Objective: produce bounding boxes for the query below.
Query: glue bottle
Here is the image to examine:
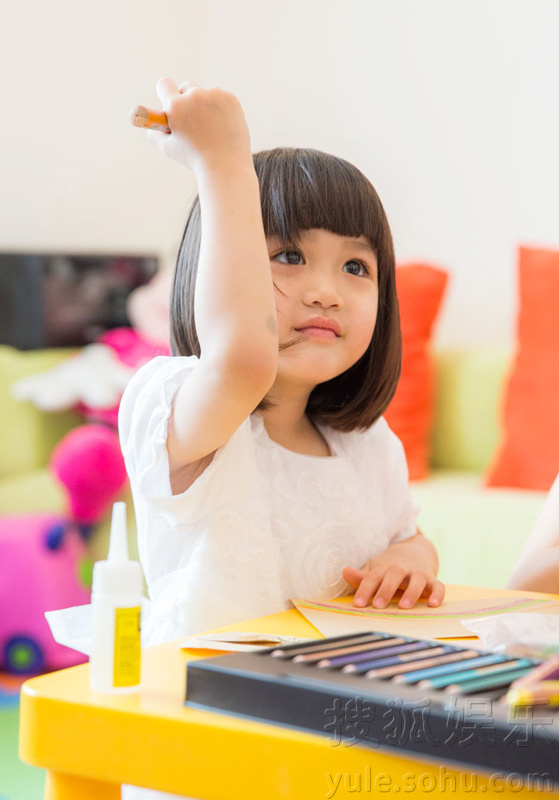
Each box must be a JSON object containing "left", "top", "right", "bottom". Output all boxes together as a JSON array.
[{"left": 90, "top": 501, "right": 143, "bottom": 694}]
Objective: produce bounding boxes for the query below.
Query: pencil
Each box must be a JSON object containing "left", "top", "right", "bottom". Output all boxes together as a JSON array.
[
  {"left": 398, "top": 653, "right": 505, "bottom": 685},
  {"left": 270, "top": 631, "right": 390, "bottom": 658},
  {"left": 437, "top": 659, "right": 532, "bottom": 691},
  {"left": 293, "top": 635, "right": 400, "bottom": 664},
  {"left": 444, "top": 665, "right": 534, "bottom": 695},
  {"left": 507, "top": 654, "right": 559, "bottom": 689},
  {"left": 506, "top": 682, "right": 559, "bottom": 707},
  {"left": 364, "top": 648, "right": 480, "bottom": 679},
  {"left": 343, "top": 645, "right": 454, "bottom": 675},
  {"left": 129, "top": 105, "right": 171, "bottom": 133},
  {"left": 317, "top": 639, "right": 431, "bottom": 669}
]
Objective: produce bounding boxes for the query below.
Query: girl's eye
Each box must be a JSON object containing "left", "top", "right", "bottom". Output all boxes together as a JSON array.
[
  {"left": 274, "top": 250, "right": 304, "bottom": 265},
  {"left": 343, "top": 260, "right": 369, "bottom": 277}
]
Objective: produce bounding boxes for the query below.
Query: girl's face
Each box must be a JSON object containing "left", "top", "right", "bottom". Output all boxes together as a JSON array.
[{"left": 268, "top": 228, "right": 379, "bottom": 390}]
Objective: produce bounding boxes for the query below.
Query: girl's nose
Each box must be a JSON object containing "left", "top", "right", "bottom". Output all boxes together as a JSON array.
[{"left": 302, "top": 279, "right": 343, "bottom": 309}]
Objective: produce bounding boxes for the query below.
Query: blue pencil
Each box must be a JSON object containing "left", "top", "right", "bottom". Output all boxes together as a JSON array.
[{"left": 393, "top": 653, "right": 506, "bottom": 684}]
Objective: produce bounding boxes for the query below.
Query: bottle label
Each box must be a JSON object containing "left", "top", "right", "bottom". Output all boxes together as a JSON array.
[{"left": 113, "top": 606, "right": 141, "bottom": 687}]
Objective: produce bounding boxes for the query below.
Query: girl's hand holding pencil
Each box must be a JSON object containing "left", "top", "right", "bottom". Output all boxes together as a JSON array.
[
  {"left": 130, "top": 105, "right": 170, "bottom": 133},
  {"left": 130, "top": 78, "right": 253, "bottom": 177}
]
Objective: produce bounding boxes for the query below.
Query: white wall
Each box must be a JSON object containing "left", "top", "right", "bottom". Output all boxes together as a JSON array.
[
  {"left": 0, "top": 0, "right": 204, "bottom": 267},
  {"left": 2, "top": 0, "right": 558, "bottom": 345}
]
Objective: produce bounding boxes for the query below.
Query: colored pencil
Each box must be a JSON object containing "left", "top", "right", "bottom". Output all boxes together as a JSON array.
[
  {"left": 318, "top": 640, "right": 433, "bottom": 669},
  {"left": 343, "top": 646, "right": 454, "bottom": 674},
  {"left": 505, "top": 656, "right": 559, "bottom": 706},
  {"left": 396, "top": 653, "right": 506, "bottom": 684},
  {"left": 507, "top": 654, "right": 559, "bottom": 688},
  {"left": 293, "top": 636, "right": 397, "bottom": 663},
  {"left": 270, "top": 631, "right": 390, "bottom": 658},
  {"left": 506, "top": 682, "right": 559, "bottom": 707},
  {"left": 129, "top": 105, "right": 171, "bottom": 133},
  {"left": 444, "top": 665, "right": 534, "bottom": 694},
  {"left": 364, "top": 648, "right": 481, "bottom": 679},
  {"left": 432, "top": 659, "right": 532, "bottom": 690}
]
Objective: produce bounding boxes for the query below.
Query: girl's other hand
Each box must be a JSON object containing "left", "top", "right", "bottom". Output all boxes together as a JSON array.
[
  {"left": 147, "top": 78, "right": 253, "bottom": 176},
  {"left": 342, "top": 537, "right": 446, "bottom": 610}
]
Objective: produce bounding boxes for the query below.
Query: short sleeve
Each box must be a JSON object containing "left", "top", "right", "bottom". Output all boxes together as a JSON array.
[{"left": 118, "top": 355, "right": 257, "bottom": 526}]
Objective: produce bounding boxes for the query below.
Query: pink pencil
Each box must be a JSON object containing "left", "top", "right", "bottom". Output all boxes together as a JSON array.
[{"left": 508, "top": 654, "right": 559, "bottom": 689}]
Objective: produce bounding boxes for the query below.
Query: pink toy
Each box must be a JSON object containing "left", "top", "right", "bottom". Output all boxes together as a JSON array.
[
  {"left": 82, "top": 328, "right": 171, "bottom": 427},
  {"left": 4, "top": 274, "right": 173, "bottom": 673},
  {"left": 0, "top": 513, "right": 90, "bottom": 673},
  {"left": 50, "top": 424, "right": 128, "bottom": 525}
]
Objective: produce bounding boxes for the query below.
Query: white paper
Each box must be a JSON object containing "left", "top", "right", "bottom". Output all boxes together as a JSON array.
[
  {"left": 180, "top": 631, "right": 314, "bottom": 652},
  {"left": 460, "top": 613, "right": 559, "bottom": 658},
  {"left": 45, "top": 598, "right": 152, "bottom": 656}
]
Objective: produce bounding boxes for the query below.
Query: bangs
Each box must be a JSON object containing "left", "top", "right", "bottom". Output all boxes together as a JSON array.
[{"left": 254, "top": 148, "right": 385, "bottom": 250}]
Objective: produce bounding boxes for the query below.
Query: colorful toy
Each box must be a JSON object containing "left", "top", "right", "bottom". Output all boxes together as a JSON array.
[
  {"left": 50, "top": 424, "right": 128, "bottom": 526},
  {"left": 0, "top": 513, "right": 90, "bottom": 673},
  {"left": 3, "top": 272, "right": 173, "bottom": 673}
]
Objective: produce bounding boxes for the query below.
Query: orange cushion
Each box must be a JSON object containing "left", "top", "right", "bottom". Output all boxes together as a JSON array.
[
  {"left": 385, "top": 264, "right": 449, "bottom": 480},
  {"left": 486, "top": 246, "right": 559, "bottom": 491}
]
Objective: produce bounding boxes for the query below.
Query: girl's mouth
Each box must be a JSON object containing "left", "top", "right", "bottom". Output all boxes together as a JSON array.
[{"left": 297, "top": 327, "right": 338, "bottom": 340}]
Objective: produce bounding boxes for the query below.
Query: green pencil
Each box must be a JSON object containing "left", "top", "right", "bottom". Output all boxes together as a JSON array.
[{"left": 443, "top": 664, "right": 534, "bottom": 694}]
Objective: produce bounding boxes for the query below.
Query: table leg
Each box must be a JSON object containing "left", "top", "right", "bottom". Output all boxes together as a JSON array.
[{"left": 44, "top": 770, "right": 121, "bottom": 800}]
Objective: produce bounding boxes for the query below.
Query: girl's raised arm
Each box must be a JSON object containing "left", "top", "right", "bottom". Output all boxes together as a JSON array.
[{"left": 148, "top": 79, "right": 278, "bottom": 483}]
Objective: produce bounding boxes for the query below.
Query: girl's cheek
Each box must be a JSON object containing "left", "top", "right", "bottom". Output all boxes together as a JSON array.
[{"left": 356, "top": 307, "right": 378, "bottom": 349}]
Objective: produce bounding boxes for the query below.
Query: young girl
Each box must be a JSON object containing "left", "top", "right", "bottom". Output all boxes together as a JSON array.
[
  {"left": 508, "top": 473, "right": 559, "bottom": 593},
  {"left": 119, "top": 77, "right": 445, "bottom": 655}
]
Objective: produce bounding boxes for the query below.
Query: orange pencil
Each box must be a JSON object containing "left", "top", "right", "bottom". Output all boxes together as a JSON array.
[{"left": 129, "top": 105, "right": 170, "bottom": 133}]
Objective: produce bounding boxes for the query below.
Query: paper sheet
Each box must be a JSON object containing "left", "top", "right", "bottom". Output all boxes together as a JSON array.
[
  {"left": 292, "top": 594, "right": 559, "bottom": 640},
  {"left": 179, "top": 632, "right": 312, "bottom": 652}
]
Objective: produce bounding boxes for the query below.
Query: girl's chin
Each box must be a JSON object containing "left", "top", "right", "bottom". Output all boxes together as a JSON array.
[{"left": 276, "top": 364, "right": 345, "bottom": 388}]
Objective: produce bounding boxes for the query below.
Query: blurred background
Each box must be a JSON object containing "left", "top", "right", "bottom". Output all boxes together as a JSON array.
[
  {"left": 2, "top": 0, "right": 558, "bottom": 345},
  {"left": 1, "top": 1, "right": 559, "bottom": 798}
]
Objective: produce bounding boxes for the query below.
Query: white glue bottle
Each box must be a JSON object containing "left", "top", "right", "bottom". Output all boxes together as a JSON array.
[{"left": 90, "top": 501, "right": 143, "bottom": 694}]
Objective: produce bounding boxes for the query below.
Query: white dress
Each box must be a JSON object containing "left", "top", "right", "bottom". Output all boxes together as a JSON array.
[{"left": 118, "top": 354, "right": 419, "bottom": 800}]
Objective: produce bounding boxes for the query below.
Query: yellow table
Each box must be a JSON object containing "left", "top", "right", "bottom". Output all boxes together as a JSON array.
[{"left": 19, "top": 585, "right": 559, "bottom": 799}]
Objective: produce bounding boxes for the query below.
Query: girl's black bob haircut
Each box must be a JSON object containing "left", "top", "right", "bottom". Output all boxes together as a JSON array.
[{"left": 171, "top": 147, "right": 401, "bottom": 432}]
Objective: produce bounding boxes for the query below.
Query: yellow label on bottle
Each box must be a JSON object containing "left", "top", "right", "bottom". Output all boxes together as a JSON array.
[{"left": 113, "top": 606, "right": 141, "bottom": 688}]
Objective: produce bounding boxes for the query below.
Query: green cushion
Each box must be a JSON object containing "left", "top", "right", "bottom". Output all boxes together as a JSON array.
[
  {"left": 0, "top": 346, "right": 81, "bottom": 479},
  {"left": 412, "top": 470, "right": 545, "bottom": 588},
  {"left": 0, "top": 704, "right": 45, "bottom": 799},
  {"left": 430, "top": 347, "right": 511, "bottom": 472},
  {"left": 0, "top": 468, "right": 66, "bottom": 514}
]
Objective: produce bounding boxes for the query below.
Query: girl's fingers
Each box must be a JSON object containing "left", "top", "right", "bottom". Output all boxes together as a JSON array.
[
  {"left": 398, "top": 572, "right": 431, "bottom": 608},
  {"left": 146, "top": 128, "right": 170, "bottom": 151},
  {"left": 342, "top": 565, "right": 364, "bottom": 589},
  {"left": 353, "top": 570, "right": 385, "bottom": 608},
  {"left": 179, "top": 80, "right": 199, "bottom": 94},
  {"left": 156, "top": 77, "right": 180, "bottom": 105},
  {"left": 399, "top": 576, "right": 446, "bottom": 608},
  {"left": 370, "top": 568, "right": 407, "bottom": 608},
  {"left": 427, "top": 579, "right": 446, "bottom": 607},
  {"left": 344, "top": 565, "right": 445, "bottom": 610}
]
